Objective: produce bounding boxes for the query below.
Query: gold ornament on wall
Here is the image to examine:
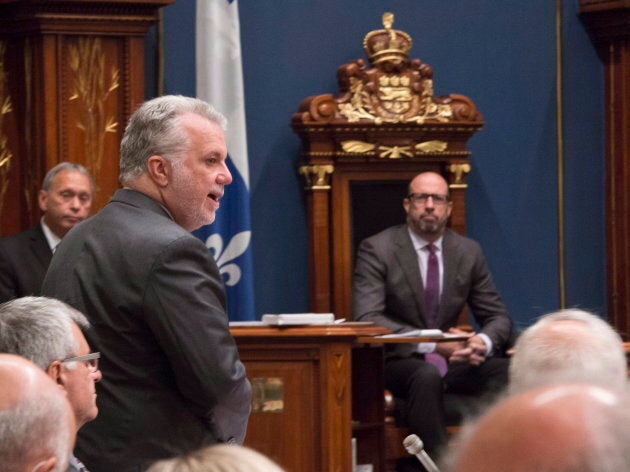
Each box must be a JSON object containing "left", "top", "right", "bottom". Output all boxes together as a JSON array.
[
  {"left": 68, "top": 37, "right": 119, "bottom": 180},
  {"left": 299, "top": 164, "right": 334, "bottom": 190},
  {"left": 0, "top": 41, "right": 14, "bottom": 221}
]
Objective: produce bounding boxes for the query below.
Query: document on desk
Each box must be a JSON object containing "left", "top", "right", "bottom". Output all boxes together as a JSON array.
[
  {"left": 261, "top": 313, "right": 336, "bottom": 326},
  {"left": 379, "top": 329, "right": 468, "bottom": 339}
]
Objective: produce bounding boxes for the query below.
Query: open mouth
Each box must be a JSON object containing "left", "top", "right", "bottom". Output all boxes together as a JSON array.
[{"left": 208, "top": 192, "right": 220, "bottom": 202}]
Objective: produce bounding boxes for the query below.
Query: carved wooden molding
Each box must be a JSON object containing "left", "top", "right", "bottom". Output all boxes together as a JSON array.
[
  {"left": 0, "top": 0, "right": 173, "bottom": 235},
  {"left": 292, "top": 12, "right": 482, "bottom": 319},
  {"left": 580, "top": 2, "right": 630, "bottom": 337}
]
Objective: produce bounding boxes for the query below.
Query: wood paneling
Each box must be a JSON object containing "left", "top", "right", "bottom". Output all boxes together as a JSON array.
[
  {"left": 232, "top": 324, "right": 389, "bottom": 472},
  {"left": 580, "top": 1, "right": 630, "bottom": 338},
  {"left": 0, "top": 0, "right": 173, "bottom": 236}
]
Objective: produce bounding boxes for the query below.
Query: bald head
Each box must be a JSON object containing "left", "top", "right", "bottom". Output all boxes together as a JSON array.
[
  {"left": 0, "top": 354, "right": 75, "bottom": 472},
  {"left": 447, "top": 383, "right": 630, "bottom": 472},
  {"left": 509, "top": 309, "right": 627, "bottom": 395},
  {"left": 404, "top": 172, "right": 453, "bottom": 242}
]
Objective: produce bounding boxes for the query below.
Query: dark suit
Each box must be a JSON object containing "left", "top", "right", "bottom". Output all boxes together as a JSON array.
[
  {"left": 42, "top": 189, "right": 251, "bottom": 472},
  {"left": 353, "top": 225, "right": 511, "bottom": 453},
  {"left": 0, "top": 223, "right": 52, "bottom": 303}
]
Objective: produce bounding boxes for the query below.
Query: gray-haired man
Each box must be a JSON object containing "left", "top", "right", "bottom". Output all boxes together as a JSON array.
[
  {"left": 0, "top": 162, "right": 94, "bottom": 303},
  {"left": 0, "top": 296, "right": 102, "bottom": 472}
]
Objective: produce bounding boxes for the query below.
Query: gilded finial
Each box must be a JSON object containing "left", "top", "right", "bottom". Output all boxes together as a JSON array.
[
  {"left": 382, "top": 12, "right": 394, "bottom": 30},
  {"left": 363, "top": 12, "right": 412, "bottom": 65}
]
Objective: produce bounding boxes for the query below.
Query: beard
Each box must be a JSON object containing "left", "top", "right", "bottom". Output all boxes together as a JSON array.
[{"left": 410, "top": 213, "right": 448, "bottom": 237}]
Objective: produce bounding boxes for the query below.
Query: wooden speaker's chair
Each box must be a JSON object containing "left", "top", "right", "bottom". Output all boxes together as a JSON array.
[{"left": 292, "top": 12, "right": 484, "bottom": 469}]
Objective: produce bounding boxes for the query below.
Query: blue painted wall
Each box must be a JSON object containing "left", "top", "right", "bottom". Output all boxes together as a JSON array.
[{"left": 147, "top": 1, "right": 605, "bottom": 330}]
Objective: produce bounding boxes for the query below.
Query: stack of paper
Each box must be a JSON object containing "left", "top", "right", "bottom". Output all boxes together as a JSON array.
[{"left": 261, "top": 313, "right": 335, "bottom": 326}]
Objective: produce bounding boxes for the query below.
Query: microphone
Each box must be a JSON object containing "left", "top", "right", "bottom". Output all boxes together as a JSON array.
[{"left": 403, "top": 434, "right": 441, "bottom": 472}]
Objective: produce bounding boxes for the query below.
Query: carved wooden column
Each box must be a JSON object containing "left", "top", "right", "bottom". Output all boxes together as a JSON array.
[
  {"left": 580, "top": 1, "right": 630, "bottom": 338},
  {"left": 0, "top": 0, "right": 173, "bottom": 236},
  {"left": 292, "top": 13, "right": 483, "bottom": 319}
]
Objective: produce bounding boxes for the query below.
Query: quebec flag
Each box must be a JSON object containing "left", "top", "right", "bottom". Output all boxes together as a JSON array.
[{"left": 194, "top": 0, "right": 255, "bottom": 321}]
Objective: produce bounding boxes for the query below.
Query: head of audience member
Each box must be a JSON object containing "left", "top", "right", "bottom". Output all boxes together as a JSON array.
[
  {"left": 0, "top": 353, "right": 76, "bottom": 472},
  {"left": 404, "top": 172, "right": 453, "bottom": 243},
  {"left": 39, "top": 162, "right": 94, "bottom": 238},
  {"left": 0, "top": 296, "right": 102, "bottom": 429},
  {"left": 145, "top": 444, "right": 285, "bottom": 472},
  {"left": 118, "top": 95, "right": 233, "bottom": 231},
  {"left": 445, "top": 383, "right": 630, "bottom": 472},
  {"left": 509, "top": 308, "right": 627, "bottom": 395}
]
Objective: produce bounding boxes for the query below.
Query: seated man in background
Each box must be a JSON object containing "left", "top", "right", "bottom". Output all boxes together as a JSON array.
[
  {"left": 0, "top": 353, "right": 76, "bottom": 472},
  {"left": 0, "top": 296, "right": 102, "bottom": 472},
  {"left": 509, "top": 308, "right": 628, "bottom": 395},
  {"left": 444, "top": 383, "right": 630, "bottom": 472},
  {"left": 353, "top": 171, "right": 512, "bottom": 462},
  {"left": 0, "top": 162, "right": 94, "bottom": 303}
]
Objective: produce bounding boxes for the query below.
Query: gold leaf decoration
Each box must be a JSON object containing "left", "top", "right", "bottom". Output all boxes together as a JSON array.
[
  {"left": 68, "top": 37, "right": 119, "bottom": 180},
  {"left": 0, "top": 41, "right": 14, "bottom": 221},
  {"left": 340, "top": 140, "right": 376, "bottom": 153},
  {"left": 416, "top": 140, "right": 448, "bottom": 153}
]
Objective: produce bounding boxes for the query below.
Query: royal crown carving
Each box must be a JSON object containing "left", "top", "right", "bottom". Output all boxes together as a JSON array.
[{"left": 293, "top": 12, "right": 482, "bottom": 126}]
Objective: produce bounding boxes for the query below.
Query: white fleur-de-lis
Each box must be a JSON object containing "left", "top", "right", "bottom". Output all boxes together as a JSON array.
[{"left": 205, "top": 231, "right": 251, "bottom": 287}]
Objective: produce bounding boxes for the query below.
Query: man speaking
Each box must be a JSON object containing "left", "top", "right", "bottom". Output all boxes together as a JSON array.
[{"left": 43, "top": 95, "right": 252, "bottom": 472}]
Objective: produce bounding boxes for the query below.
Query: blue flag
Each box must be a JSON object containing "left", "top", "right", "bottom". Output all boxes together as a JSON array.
[{"left": 194, "top": 0, "right": 255, "bottom": 321}]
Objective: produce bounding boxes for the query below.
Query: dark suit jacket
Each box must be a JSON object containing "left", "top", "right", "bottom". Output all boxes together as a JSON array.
[
  {"left": 42, "top": 189, "right": 251, "bottom": 472},
  {"left": 0, "top": 222, "right": 52, "bottom": 303},
  {"left": 352, "top": 225, "right": 512, "bottom": 358}
]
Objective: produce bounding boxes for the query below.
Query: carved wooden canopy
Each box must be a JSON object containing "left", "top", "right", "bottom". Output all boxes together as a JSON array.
[{"left": 291, "top": 13, "right": 484, "bottom": 317}]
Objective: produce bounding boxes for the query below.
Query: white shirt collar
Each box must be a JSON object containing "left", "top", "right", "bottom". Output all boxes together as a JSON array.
[
  {"left": 40, "top": 217, "right": 62, "bottom": 252},
  {"left": 407, "top": 227, "right": 443, "bottom": 253}
]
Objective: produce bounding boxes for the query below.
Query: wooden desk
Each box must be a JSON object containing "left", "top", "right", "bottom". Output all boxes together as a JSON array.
[{"left": 231, "top": 324, "right": 388, "bottom": 472}]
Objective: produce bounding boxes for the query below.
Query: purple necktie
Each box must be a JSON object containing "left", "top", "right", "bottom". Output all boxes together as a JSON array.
[
  {"left": 423, "top": 243, "right": 440, "bottom": 327},
  {"left": 423, "top": 243, "right": 447, "bottom": 376}
]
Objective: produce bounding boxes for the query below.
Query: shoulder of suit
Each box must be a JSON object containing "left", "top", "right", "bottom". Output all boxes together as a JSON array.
[
  {"left": 0, "top": 224, "right": 43, "bottom": 246},
  {"left": 443, "top": 229, "right": 483, "bottom": 252}
]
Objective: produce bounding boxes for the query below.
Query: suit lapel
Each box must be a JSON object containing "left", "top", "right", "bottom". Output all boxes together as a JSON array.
[
  {"left": 437, "top": 229, "right": 461, "bottom": 327},
  {"left": 393, "top": 226, "right": 428, "bottom": 327},
  {"left": 30, "top": 224, "right": 53, "bottom": 270}
]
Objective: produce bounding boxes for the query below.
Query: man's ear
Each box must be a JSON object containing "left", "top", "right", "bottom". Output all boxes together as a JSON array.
[
  {"left": 38, "top": 189, "right": 48, "bottom": 212},
  {"left": 46, "top": 361, "right": 64, "bottom": 386},
  {"left": 146, "top": 155, "right": 170, "bottom": 188},
  {"left": 30, "top": 456, "right": 57, "bottom": 472}
]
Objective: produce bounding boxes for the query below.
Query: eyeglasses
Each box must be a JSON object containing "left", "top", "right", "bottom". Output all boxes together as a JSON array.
[
  {"left": 61, "top": 352, "right": 100, "bottom": 372},
  {"left": 407, "top": 193, "right": 450, "bottom": 205}
]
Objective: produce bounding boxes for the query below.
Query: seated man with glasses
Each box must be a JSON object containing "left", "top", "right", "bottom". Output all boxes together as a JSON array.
[
  {"left": 353, "top": 171, "right": 513, "bottom": 467},
  {"left": 0, "top": 296, "right": 102, "bottom": 472}
]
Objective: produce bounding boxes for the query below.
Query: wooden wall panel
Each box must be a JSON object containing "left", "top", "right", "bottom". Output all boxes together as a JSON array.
[
  {"left": 580, "top": 1, "right": 630, "bottom": 338},
  {"left": 0, "top": 0, "right": 173, "bottom": 236}
]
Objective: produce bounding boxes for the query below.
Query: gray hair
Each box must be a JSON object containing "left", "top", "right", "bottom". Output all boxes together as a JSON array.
[
  {"left": 146, "top": 444, "right": 285, "bottom": 472},
  {"left": 0, "top": 386, "right": 71, "bottom": 472},
  {"left": 509, "top": 308, "right": 627, "bottom": 395},
  {"left": 119, "top": 95, "right": 227, "bottom": 186},
  {"left": 42, "top": 161, "right": 94, "bottom": 193},
  {"left": 0, "top": 296, "right": 90, "bottom": 369}
]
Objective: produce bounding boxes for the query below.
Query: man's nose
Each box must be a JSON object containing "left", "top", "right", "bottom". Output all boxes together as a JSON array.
[
  {"left": 218, "top": 163, "right": 233, "bottom": 185},
  {"left": 92, "top": 368, "right": 103, "bottom": 383}
]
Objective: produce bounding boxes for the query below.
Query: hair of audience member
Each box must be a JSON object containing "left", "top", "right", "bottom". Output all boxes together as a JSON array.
[
  {"left": 443, "top": 383, "right": 630, "bottom": 472},
  {"left": 0, "top": 356, "right": 73, "bottom": 472},
  {"left": 41, "top": 161, "right": 94, "bottom": 193},
  {"left": 145, "top": 444, "right": 285, "bottom": 472},
  {"left": 0, "top": 296, "right": 90, "bottom": 370},
  {"left": 119, "top": 95, "right": 227, "bottom": 187},
  {"left": 509, "top": 308, "right": 627, "bottom": 395}
]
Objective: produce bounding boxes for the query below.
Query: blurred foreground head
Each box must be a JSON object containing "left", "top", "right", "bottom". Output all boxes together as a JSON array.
[
  {"left": 0, "top": 353, "right": 75, "bottom": 472},
  {"left": 445, "top": 383, "right": 630, "bottom": 472}
]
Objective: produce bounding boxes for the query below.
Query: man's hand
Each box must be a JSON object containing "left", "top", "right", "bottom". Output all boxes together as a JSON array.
[{"left": 436, "top": 329, "right": 488, "bottom": 366}]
